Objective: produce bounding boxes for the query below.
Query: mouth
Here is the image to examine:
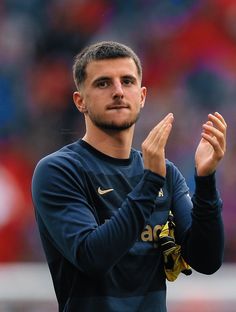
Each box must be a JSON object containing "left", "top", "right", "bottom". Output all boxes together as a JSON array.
[
  {"left": 107, "top": 106, "right": 129, "bottom": 110},
  {"left": 107, "top": 103, "right": 130, "bottom": 110}
]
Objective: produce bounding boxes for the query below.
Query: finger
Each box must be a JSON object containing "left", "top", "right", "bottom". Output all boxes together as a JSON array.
[
  {"left": 144, "top": 113, "right": 174, "bottom": 144},
  {"left": 202, "top": 124, "right": 226, "bottom": 150},
  {"left": 156, "top": 122, "right": 173, "bottom": 150},
  {"left": 150, "top": 113, "right": 174, "bottom": 135},
  {"left": 203, "top": 121, "right": 214, "bottom": 137},
  {"left": 201, "top": 133, "right": 224, "bottom": 159},
  {"left": 208, "top": 112, "right": 227, "bottom": 134},
  {"left": 213, "top": 112, "right": 227, "bottom": 128}
]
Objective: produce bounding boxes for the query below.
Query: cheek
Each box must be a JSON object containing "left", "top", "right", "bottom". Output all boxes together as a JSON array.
[
  {"left": 84, "top": 95, "right": 104, "bottom": 116},
  {"left": 86, "top": 90, "right": 107, "bottom": 105},
  {"left": 83, "top": 93, "right": 95, "bottom": 110},
  {"left": 132, "top": 90, "right": 144, "bottom": 108}
]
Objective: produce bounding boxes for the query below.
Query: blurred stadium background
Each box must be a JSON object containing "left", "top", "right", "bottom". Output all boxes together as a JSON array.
[{"left": 0, "top": 0, "right": 235, "bottom": 311}]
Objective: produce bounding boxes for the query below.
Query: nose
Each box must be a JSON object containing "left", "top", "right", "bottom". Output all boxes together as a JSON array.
[{"left": 112, "top": 81, "right": 124, "bottom": 99}]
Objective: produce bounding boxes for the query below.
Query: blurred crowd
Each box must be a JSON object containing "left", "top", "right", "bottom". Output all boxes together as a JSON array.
[{"left": 0, "top": 0, "right": 236, "bottom": 263}]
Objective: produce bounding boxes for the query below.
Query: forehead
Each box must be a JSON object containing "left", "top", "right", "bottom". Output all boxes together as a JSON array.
[{"left": 85, "top": 57, "right": 139, "bottom": 82}]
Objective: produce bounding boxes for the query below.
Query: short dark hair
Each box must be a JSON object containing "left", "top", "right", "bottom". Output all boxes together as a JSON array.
[{"left": 72, "top": 41, "right": 142, "bottom": 90}]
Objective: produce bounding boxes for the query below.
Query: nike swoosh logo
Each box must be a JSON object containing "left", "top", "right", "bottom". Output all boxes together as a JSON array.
[{"left": 98, "top": 187, "right": 114, "bottom": 195}]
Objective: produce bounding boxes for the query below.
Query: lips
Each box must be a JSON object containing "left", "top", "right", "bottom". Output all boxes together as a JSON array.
[
  {"left": 107, "top": 102, "right": 129, "bottom": 110},
  {"left": 108, "top": 106, "right": 129, "bottom": 110}
]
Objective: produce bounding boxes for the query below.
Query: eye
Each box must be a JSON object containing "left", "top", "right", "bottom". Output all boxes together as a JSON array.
[
  {"left": 122, "top": 78, "right": 135, "bottom": 86},
  {"left": 96, "top": 80, "right": 109, "bottom": 88}
]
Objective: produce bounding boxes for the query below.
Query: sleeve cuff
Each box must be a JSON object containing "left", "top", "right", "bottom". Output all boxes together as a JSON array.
[
  {"left": 192, "top": 170, "right": 222, "bottom": 218},
  {"left": 129, "top": 169, "right": 165, "bottom": 201},
  {"left": 194, "top": 170, "right": 218, "bottom": 201}
]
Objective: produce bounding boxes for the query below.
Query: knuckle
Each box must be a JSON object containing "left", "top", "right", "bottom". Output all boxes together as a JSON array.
[
  {"left": 146, "top": 146, "right": 154, "bottom": 155},
  {"left": 219, "top": 132, "right": 224, "bottom": 140},
  {"left": 141, "top": 143, "right": 148, "bottom": 153}
]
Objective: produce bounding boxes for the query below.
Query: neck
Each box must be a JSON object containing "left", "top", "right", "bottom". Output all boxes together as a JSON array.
[{"left": 83, "top": 122, "right": 134, "bottom": 159}]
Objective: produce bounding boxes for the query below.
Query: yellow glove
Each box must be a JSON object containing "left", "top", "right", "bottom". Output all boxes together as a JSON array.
[{"left": 159, "top": 214, "right": 192, "bottom": 282}]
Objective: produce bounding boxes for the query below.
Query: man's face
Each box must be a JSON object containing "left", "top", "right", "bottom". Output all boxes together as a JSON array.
[{"left": 74, "top": 57, "right": 146, "bottom": 131}]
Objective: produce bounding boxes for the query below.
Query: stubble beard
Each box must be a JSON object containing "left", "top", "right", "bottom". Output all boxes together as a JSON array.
[{"left": 88, "top": 111, "right": 141, "bottom": 131}]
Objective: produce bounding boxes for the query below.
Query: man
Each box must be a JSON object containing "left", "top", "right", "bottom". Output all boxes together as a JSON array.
[{"left": 32, "top": 41, "right": 227, "bottom": 312}]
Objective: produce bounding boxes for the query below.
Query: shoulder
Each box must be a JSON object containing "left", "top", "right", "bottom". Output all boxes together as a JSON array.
[
  {"left": 130, "top": 148, "right": 143, "bottom": 162},
  {"left": 165, "top": 159, "right": 186, "bottom": 184},
  {"left": 32, "top": 141, "right": 85, "bottom": 183},
  {"left": 165, "top": 159, "right": 178, "bottom": 177},
  {"left": 166, "top": 159, "right": 182, "bottom": 175},
  {"left": 165, "top": 159, "right": 189, "bottom": 195}
]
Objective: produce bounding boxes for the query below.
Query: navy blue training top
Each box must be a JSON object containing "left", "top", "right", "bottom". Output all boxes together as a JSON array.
[{"left": 32, "top": 139, "right": 224, "bottom": 312}]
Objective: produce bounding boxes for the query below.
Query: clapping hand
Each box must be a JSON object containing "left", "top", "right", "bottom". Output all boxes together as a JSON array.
[
  {"left": 195, "top": 112, "right": 227, "bottom": 176},
  {"left": 142, "top": 113, "right": 174, "bottom": 177}
]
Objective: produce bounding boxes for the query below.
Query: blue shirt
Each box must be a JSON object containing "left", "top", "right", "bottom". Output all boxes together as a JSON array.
[{"left": 32, "top": 139, "right": 224, "bottom": 312}]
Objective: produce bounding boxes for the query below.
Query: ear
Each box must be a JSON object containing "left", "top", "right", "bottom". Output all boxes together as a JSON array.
[
  {"left": 140, "top": 86, "right": 147, "bottom": 108},
  {"left": 73, "top": 91, "right": 87, "bottom": 113}
]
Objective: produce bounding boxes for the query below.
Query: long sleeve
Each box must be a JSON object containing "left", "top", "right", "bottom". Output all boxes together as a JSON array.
[
  {"left": 32, "top": 153, "right": 165, "bottom": 276},
  {"left": 32, "top": 141, "right": 225, "bottom": 311},
  {"left": 182, "top": 172, "right": 224, "bottom": 274},
  {"left": 77, "top": 170, "right": 165, "bottom": 276}
]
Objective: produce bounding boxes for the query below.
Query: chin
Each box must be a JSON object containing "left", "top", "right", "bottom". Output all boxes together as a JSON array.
[
  {"left": 91, "top": 112, "right": 140, "bottom": 131},
  {"left": 101, "top": 122, "right": 134, "bottom": 131}
]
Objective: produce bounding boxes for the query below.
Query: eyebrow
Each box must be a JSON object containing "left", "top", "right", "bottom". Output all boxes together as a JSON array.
[
  {"left": 92, "top": 76, "right": 110, "bottom": 85},
  {"left": 92, "top": 75, "right": 137, "bottom": 86},
  {"left": 122, "top": 75, "right": 137, "bottom": 81}
]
